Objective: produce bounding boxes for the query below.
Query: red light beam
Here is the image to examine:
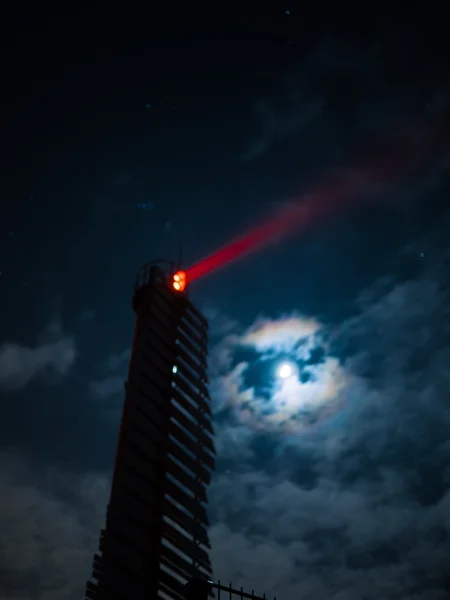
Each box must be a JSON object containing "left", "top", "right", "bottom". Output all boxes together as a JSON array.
[
  {"left": 185, "top": 118, "right": 448, "bottom": 284},
  {"left": 186, "top": 196, "right": 327, "bottom": 283},
  {"left": 186, "top": 161, "right": 393, "bottom": 283}
]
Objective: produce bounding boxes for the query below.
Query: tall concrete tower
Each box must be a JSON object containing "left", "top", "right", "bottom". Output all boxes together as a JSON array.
[{"left": 86, "top": 261, "right": 215, "bottom": 600}]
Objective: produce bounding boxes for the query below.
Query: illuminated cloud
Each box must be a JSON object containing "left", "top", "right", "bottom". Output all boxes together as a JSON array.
[
  {"left": 224, "top": 359, "right": 348, "bottom": 433},
  {"left": 272, "top": 357, "right": 346, "bottom": 413},
  {"left": 212, "top": 314, "right": 348, "bottom": 433},
  {"left": 241, "top": 316, "right": 321, "bottom": 353}
]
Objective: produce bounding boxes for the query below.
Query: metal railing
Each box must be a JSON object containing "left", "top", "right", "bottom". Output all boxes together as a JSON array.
[
  {"left": 184, "top": 578, "right": 277, "bottom": 600},
  {"left": 213, "top": 581, "right": 276, "bottom": 600}
]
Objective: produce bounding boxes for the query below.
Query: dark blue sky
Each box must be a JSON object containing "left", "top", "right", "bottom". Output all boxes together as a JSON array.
[{"left": 1, "top": 7, "right": 450, "bottom": 600}]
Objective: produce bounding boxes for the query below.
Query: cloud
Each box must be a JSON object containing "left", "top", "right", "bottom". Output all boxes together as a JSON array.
[
  {"left": 210, "top": 314, "right": 347, "bottom": 433},
  {"left": 209, "top": 469, "right": 450, "bottom": 600},
  {"left": 205, "top": 233, "right": 450, "bottom": 598},
  {"left": 244, "top": 34, "right": 450, "bottom": 161},
  {"left": 0, "top": 449, "right": 107, "bottom": 600},
  {"left": 241, "top": 315, "right": 321, "bottom": 353},
  {"left": 89, "top": 349, "right": 130, "bottom": 399},
  {"left": 89, "top": 375, "right": 124, "bottom": 399},
  {"left": 3, "top": 235, "right": 450, "bottom": 599},
  {"left": 271, "top": 357, "right": 346, "bottom": 412},
  {"left": 106, "top": 349, "right": 130, "bottom": 372},
  {"left": 243, "top": 96, "right": 325, "bottom": 160},
  {"left": 203, "top": 307, "right": 240, "bottom": 339},
  {"left": 2, "top": 248, "right": 450, "bottom": 599},
  {"left": 0, "top": 323, "right": 76, "bottom": 391},
  {"left": 213, "top": 423, "right": 255, "bottom": 463}
]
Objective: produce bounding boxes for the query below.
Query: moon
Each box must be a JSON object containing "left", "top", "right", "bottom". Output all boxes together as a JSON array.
[{"left": 277, "top": 362, "right": 295, "bottom": 379}]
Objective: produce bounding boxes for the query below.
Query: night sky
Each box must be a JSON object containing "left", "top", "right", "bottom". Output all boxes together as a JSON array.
[{"left": 2, "top": 7, "right": 450, "bottom": 600}]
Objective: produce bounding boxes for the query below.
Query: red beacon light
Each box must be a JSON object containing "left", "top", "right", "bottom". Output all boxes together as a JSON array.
[{"left": 172, "top": 270, "right": 187, "bottom": 292}]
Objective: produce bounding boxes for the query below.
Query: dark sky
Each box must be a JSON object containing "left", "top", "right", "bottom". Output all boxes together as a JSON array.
[{"left": 1, "top": 7, "right": 450, "bottom": 600}]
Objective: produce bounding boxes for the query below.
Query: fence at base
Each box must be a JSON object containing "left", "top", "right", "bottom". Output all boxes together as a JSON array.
[{"left": 184, "top": 578, "right": 277, "bottom": 600}]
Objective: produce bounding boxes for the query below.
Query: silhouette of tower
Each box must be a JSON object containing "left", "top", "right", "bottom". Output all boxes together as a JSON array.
[{"left": 86, "top": 260, "right": 215, "bottom": 600}]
